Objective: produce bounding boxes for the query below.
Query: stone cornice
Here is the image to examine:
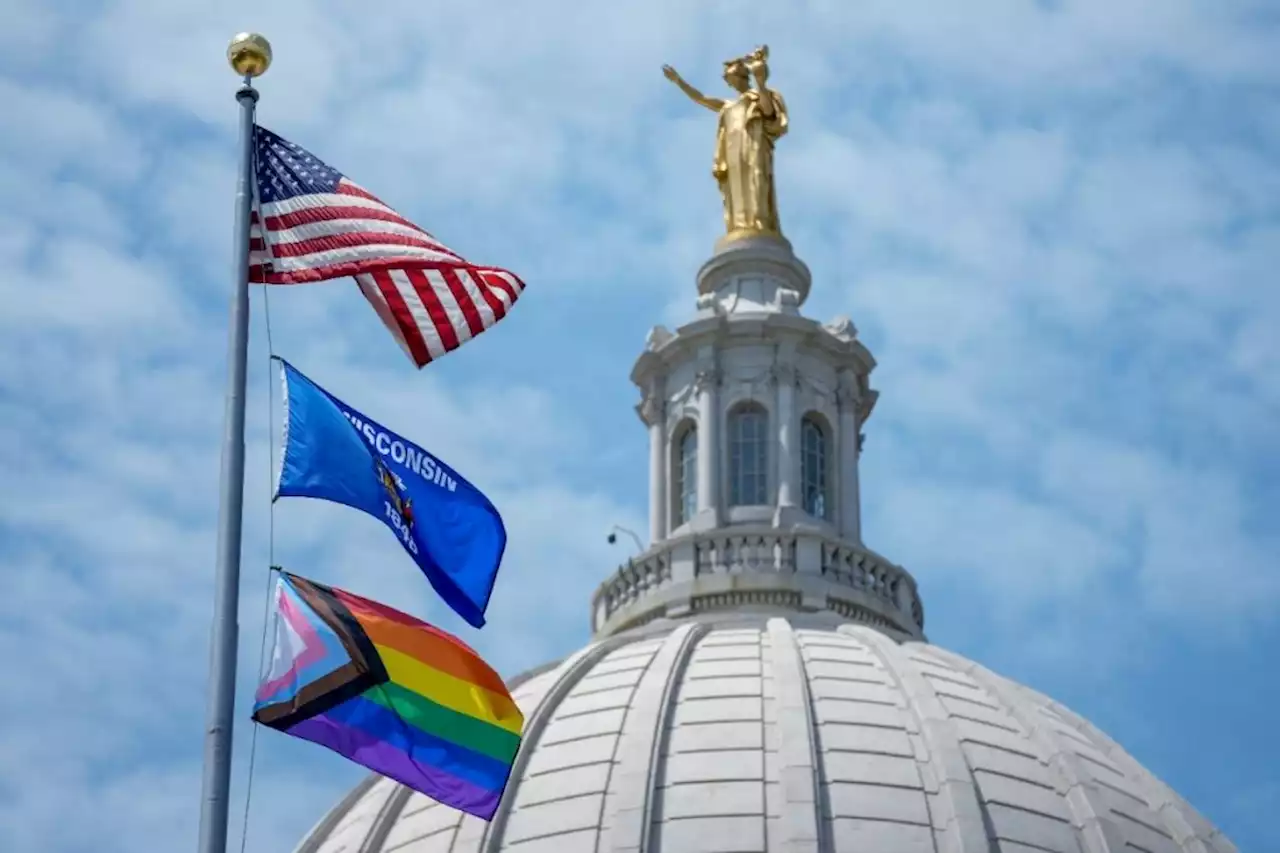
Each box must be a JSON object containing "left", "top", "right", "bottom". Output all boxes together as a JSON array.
[{"left": 631, "top": 313, "right": 876, "bottom": 392}]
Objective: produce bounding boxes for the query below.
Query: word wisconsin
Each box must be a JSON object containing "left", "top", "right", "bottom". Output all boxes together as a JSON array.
[{"left": 340, "top": 409, "right": 459, "bottom": 493}]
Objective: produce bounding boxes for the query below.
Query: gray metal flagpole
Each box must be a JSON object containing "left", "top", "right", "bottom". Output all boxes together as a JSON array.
[{"left": 197, "top": 32, "right": 272, "bottom": 853}]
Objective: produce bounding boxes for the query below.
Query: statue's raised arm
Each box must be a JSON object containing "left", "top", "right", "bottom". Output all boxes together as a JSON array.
[
  {"left": 662, "top": 65, "right": 725, "bottom": 112},
  {"left": 662, "top": 46, "right": 790, "bottom": 242}
]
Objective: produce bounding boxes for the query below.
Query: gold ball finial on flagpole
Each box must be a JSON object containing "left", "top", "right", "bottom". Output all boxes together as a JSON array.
[{"left": 227, "top": 32, "right": 272, "bottom": 78}]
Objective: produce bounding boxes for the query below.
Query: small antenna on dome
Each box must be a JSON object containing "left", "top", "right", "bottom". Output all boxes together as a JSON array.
[{"left": 607, "top": 525, "right": 644, "bottom": 554}]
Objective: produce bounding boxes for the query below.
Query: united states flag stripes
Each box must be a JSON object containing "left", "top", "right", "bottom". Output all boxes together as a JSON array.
[
  {"left": 248, "top": 125, "right": 525, "bottom": 367},
  {"left": 355, "top": 267, "right": 522, "bottom": 368}
]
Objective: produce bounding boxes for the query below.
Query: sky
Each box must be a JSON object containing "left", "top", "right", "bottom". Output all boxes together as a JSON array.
[{"left": 0, "top": 0, "right": 1276, "bottom": 850}]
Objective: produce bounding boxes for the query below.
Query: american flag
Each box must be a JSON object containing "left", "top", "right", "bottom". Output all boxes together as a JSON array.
[{"left": 248, "top": 125, "right": 524, "bottom": 368}]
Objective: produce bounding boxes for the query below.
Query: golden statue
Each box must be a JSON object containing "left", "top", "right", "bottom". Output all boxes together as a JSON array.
[{"left": 663, "top": 46, "right": 789, "bottom": 242}]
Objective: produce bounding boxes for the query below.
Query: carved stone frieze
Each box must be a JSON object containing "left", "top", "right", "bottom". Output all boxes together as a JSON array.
[
  {"left": 769, "top": 360, "right": 798, "bottom": 388},
  {"left": 638, "top": 393, "right": 665, "bottom": 426},
  {"left": 693, "top": 367, "right": 722, "bottom": 394},
  {"left": 824, "top": 315, "right": 858, "bottom": 341}
]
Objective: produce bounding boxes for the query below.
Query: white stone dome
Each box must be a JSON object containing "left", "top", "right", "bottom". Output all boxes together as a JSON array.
[
  {"left": 292, "top": 611, "right": 1235, "bottom": 853},
  {"left": 291, "top": 236, "right": 1236, "bottom": 853}
]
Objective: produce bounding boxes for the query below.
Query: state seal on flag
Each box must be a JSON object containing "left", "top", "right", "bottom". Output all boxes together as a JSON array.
[{"left": 375, "top": 458, "right": 415, "bottom": 528}]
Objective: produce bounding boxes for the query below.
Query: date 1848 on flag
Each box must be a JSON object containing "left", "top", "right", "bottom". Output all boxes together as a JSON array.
[{"left": 248, "top": 126, "right": 524, "bottom": 367}]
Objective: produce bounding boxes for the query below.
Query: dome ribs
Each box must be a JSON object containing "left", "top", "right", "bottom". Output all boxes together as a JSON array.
[
  {"left": 296, "top": 617, "right": 1237, "bottom": 853},
  {"left": 792, "top": 626, "right": 934, "bottom": 851},
  {"left": 605, "top": 623, "right": 709, "bottom": 853},
  {"left": 1034, "top": 694, "right": 1235, "bottom": 853},
  {"left": 494, "top": 638, "right": 665, "bottom": 852},
  {"left": 359, "top": 785, "right": 417, "bottom": 853},
  {"left": 851, "top": 628, "right": 992, "bottom": 853},
  {"left": 379, "top": 796, "right": 466, "bottom": 852},
  {"left": 293, "top": 773, "right": 385, "bottom": 853},
  {"left": 469, "top": 640, "right": 626, "bottom": 853},
  {"left": 763, "top": 618, "right": 825, "bottom": 853},
  {"left": 335, "top": 670, "right": 568, "bottom": 853},
  {"left": 651, "top": 627, "right": 769, "bottom": 853},
  {"left": 930, "top": 651, "right": 1128, "bottom": 853},
  {"left": 302, "top": 777, "right": 407, "bottom": 853}
]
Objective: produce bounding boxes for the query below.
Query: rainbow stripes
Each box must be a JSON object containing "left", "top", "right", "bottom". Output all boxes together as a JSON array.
[{"left": 252, "top": 573, "right": 523, "bottom": 819}]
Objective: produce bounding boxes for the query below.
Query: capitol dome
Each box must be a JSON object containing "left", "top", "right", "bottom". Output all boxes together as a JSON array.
[{"left": 291, "top": 235, "right": 1237, "bottom": 853}]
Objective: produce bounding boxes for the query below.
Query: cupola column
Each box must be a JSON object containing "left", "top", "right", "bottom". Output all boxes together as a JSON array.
[
  {"left": 694, "top": 365, "right": 721, "bottom": 524},
  {"left": 837, "top": 372, "right": 862, "bottom": 544},
  {"left": 642, "top": 389, "right": 667, "bottom": 544},
  {"left": 773, "top": 359, "right": 797, "bottom": 509}
]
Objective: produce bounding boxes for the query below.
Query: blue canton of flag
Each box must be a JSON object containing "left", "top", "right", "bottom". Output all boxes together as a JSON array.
[
  {"left": 254, "top": 130, "right": 344, "bottom": 203},
  {"left": 273, "top": 358, "right": 507, "bottom": 628},
  {"left": 248, "top": 125, "right": 526, "bottom": 368}
]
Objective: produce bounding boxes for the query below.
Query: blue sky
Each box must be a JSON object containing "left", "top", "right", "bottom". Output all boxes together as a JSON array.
[{"left": 0, "top": 0, "right": 1277, "bottom": 850}]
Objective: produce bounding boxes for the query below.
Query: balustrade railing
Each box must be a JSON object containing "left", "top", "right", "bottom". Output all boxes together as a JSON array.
[
  {"left": 592, "top": 527, "right": 922, "bottom": 634},
  {"left": 695, "top": 532, "right": 797, "bottom": 575},
  {"left": 597, "top": 549, "right": 672, "bottom": 617}
]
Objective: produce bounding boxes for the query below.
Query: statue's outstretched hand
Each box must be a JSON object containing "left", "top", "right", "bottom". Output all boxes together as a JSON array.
[{"left": 662, "top": 65, "right": 680, "bottom": 82}]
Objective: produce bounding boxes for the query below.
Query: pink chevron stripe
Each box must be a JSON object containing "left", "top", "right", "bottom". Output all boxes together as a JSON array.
[{"left": 255, "top": 585, "right": 329, "bottom": 701}]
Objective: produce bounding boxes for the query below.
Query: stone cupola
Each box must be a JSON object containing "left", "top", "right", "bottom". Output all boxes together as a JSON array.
[{"left": 590, "top": 235, "right": 924, "bottom": 640}]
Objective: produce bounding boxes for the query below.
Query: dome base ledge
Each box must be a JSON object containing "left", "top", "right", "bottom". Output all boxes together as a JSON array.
[{"left": 594, "top": 572, "right": 922, "bottom": 640}]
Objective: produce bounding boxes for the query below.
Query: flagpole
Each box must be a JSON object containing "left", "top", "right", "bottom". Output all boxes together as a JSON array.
[{"left": 197, "top": 32, "right": 272, "bottom": 853}]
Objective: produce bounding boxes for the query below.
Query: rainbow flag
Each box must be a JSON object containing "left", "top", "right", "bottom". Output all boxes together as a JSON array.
[{"left": 252, "top": 572, "right": 523, "bottom": 819}]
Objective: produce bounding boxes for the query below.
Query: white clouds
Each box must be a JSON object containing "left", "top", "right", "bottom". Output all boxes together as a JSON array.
[
  {"left": 0, "top": 79, "right": 142, "bottom": 184},
  {"left": 0, "top": 302, "right": 633, "bottom": 851},
  {"left": 0, "top": 0, "right": 58, "bottom": 65},
  {"left": 881, "top": 479, "right": 1127, "bottom": 607},
  {"left": 0, "top": 0, "right": 1276, "bottom": 850},
  {"left": 806, "top": 0, "right": 1279, "bottom": 91},
  {"left": 1043, "top": 433, "right": 1279, "bottom": 622},
  {"left": 1071, "top": 147, "right": 1231, "bottom": 257},
  {"left": 0, "top": 239, "right": 188, "bottom": 335},
  {"left": 959, "top": 126, "right": 1072, "bottom": 212}
]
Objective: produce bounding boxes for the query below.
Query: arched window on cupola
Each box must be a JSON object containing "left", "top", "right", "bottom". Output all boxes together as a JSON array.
[
  {"left": 800, "top": 413, "right": 831, "bottom": 520},
  {"left": 728, "top": 402, "right": 769, "bottom": 506},
  {"left": 672, "top": 420, "right": 698, "bottom": 527}
]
